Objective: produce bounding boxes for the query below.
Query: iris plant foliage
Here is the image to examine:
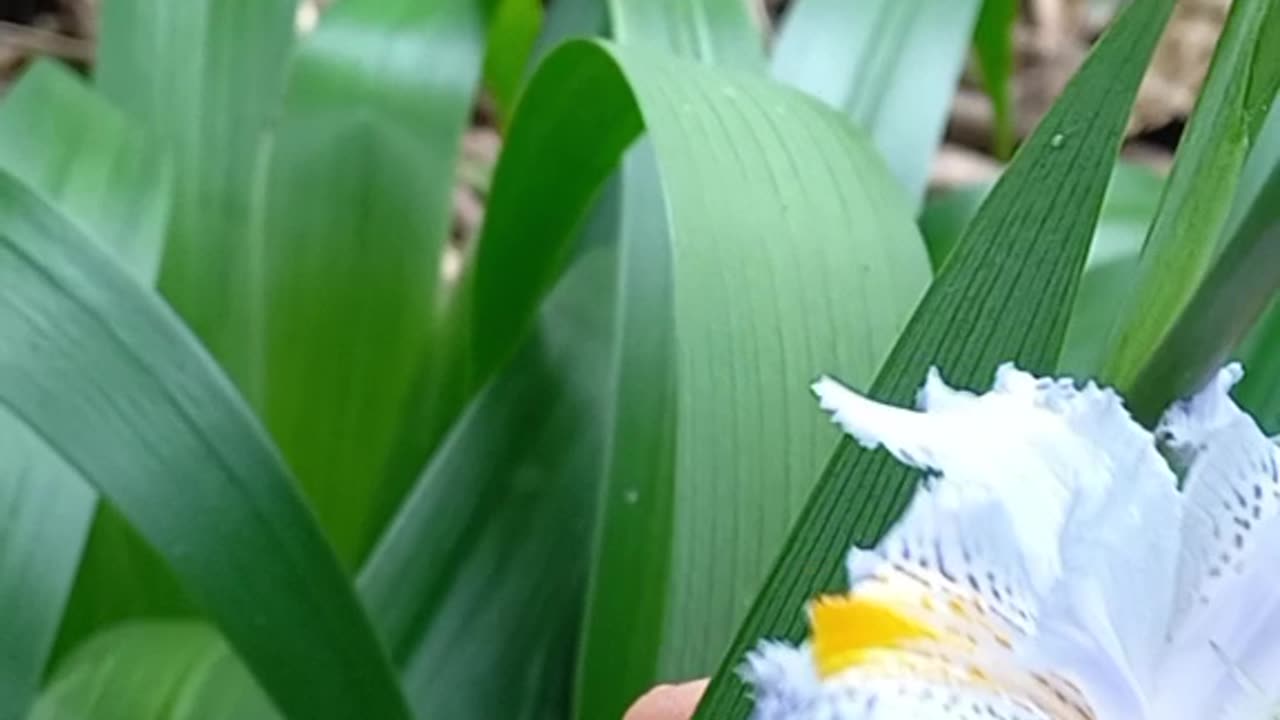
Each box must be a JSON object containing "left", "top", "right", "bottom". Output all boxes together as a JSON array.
[{"left": 0, "top": 0, "right": 1277, "bottom": 718}]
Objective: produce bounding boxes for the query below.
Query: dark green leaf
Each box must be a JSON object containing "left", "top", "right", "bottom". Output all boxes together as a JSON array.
[
  {"left": 695, "top": 0, "right": 1177, "bottom": 714},
  {"left": 0, "top": 175, "right": 408, "bottom": 719},
  {"left": 973, "top": 0, "right": 1019, "bottom": 159},
  {"left": 771, "top": 0, "right": 983, "bottom": 205},
  {"left": 1102, "top": 0, "right": 1280, "bottom": 398},
  {"left": 920, "top": 163, "right": 1166, "bottom": 376}
]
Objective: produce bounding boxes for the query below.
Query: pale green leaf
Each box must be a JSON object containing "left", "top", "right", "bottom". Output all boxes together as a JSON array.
[
  {"left": 95, "top": 0, "right": 297, "bottom": 392},
  {"left": 696, "top": 0, "right": 1177, "bottom": 714},
  {"left": 771, "top": 0, "right": 983, "bottom": 205}
]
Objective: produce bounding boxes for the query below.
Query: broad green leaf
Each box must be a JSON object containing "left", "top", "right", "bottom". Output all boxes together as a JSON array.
[
  {"left": 260, "top": 0, "right": 491, "bottom": 566},
  {"left": 95, "top": 0, "right": 297, "bottom": 392},
  {"left": 575, "top": 4, "right": 769, "bottom": 716},
  {"left": 485, "top": 0, "right": 544, "bottom": 123},
  {"left": 0, "top": 419, "right": 91, "bottom": 720},
  {"left": 360, "top": 226, "right": 618, "bottom": 718},
  {"left": 973, "top": 0, "right": 1019, "bottom": 159},
  {"left": 1102, "top": 0, "right": 1280, "bottom": 396},
  {"left": 0, "top": 61, "right": 172, "bottom": 715},
  {"left": 920, "top": 163, "right": 1166, "bottom": 376},
  {"left": 0, "top": 175, "right": 408, "bottom": 720},
  {"left": 471, "top": 39, "right": 929, "bottom": 719},
  {"left": 770, "top": 0, "right": 983, "bottom": 206},
  {"left": 695, "top": 0, "right": 1177, "bottom": 715},
  {"left": 31, "top": 622, "right": 275, "bottom": 720}
]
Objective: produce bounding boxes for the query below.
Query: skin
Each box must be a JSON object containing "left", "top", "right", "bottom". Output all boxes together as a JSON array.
[{"left": 622, "top": 680, "right": 708, "bottom": 720}]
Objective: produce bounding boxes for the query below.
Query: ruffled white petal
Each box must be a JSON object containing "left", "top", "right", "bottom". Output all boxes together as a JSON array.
[
  {"left": 1150, "top": 364, "right": 1280, "bottom": 720},
  {"left": 753, "top": 364, "right": 1280, "bottom": 720}
]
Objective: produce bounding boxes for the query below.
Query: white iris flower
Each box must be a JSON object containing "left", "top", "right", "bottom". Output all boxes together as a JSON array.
[{"left": 745, "top": 363, "right": 1280, "bottom": 720}]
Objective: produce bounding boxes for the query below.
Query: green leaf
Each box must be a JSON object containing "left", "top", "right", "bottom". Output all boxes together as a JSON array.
[
  {"left": 0, "top": 60, "right": 171, "bottom": 282},
  {"left": 920, "top": 163, "right": 1166, "bottom": 376},
  {"left": 694, "top": 0, "right": 1177, "bottom": 715},
  {"left": 1233, "top": 99, "right": 1280, "bottom": 429},
  {"left": 608, "top": 0, "right": 765, "bottom": 69},
  {"left": 1101, "top": 0, "right": 1280, "bottom": 397},
  {"left": 469, "top": 38, "right": 930, "bottom": 719},
  {"left": 260, "top": 0, "right": 491, "bottom": 566},
  {"left": 526, "top": 0, "right": 608, "bottom": 74},
  {"left": 0, "top": 60, "right": 172, "bottom": 715},
  {"left": 31, "top": 622, "right": 275, "bottom": 720},
  {"left": 1140, "top": 93, "right": 1280, "bottom": 424},
  {"left": 0, "top": 175, "right": 408, "bottom": 720},
  {"left": 360, "top": 224, "right": 618, "bottom": 717},
  {"left": 973, "top": 0, "right": 1019, "bottom": 159},
  {"left": 0, "top": 418, "right": 92, "bottom": 720},
  {"left": 95, "top": 0, "right": 297, "bottom": 392},
  {"left": 770, "top": 0, "right": 983, "bottom": 205},
  {"left": 485, "top": 0, "right": 544, "bottom": 123}
]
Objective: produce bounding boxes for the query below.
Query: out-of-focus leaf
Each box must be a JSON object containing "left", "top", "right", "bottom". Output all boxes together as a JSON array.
[
  {"left": 1232, "top": 98, "right": 1280, "bottom": 430},
  {"left": 0, "top": 60, "right": 170, "bottom": 282},
  {"left": 0, "top": 175, "right": 408, "bottom": 720},
  {"left": 260, "top": 0, "right": 491, "bottom": 566},
  {"left": 95, "top": 0, "right": 296, "bottom": 392},
  {"left": 1102, "top": 0, "right": 1280, "bottom": 402},
  {"left": 526, "top": 0, "right": 607, "bottom": 73},
  {"left": 1129, "top": 221, "right": 1280, "bottom": 424},
  {"left": 609, "top": 0, "right": 765, "bottom": 69},
  {"left": 360, "top": 222, "right": 618, "bottom": 718},
  {"left": 0, "top": 418, "right": 91, "bottom": 720},
  {"left": 695, "top": 0, "right": 1177, "bottom": 715},
  {"left": 31, "top": 622, "right": 276, "bottom": 720},
  {"left": 0, "top": 61, "right": 172, "bottom": 716},
  {"left": 973, "top": 0, "right": 1019, "bottom": 158},
  {"left": 920, "top": 163, "right": 1166, "bottom": 375},
  {"left": 485, "top": 0, "right": 543, "bottom": 123},
  {"left": 771, "top": 0, "right": 983, "bottom": 205},
  {"left": 470, "top": 39, "right": 930, "bottom": 720},
  {"left": 575, "top": 4, "right": 769, "bottom": 717}
]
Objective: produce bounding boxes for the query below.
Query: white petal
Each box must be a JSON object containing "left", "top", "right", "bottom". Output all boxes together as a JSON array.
[
  {"left": 1152, "top": 364, "right": 1280, "bottom": 719},
  {"left": 810, "top": 367, "right": 1182, "bottom": 717}
]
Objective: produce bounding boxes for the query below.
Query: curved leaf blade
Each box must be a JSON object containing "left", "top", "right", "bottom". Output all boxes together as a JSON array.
[
  {"left": 0, "top": 60, "right": 173, "bottom": 715},
  {"left": 695, "top": 0, "right": 1177, "bottom": 714},
  {"left": 0, "top": 175, "right": 408, "bottom": 720},
  {"left": 471, "top": 39, "right": 931, "bottom": 718}
]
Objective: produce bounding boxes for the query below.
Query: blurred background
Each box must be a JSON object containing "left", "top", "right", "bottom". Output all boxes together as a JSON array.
[{"left": 0, "top": 0, "right": 1228, "bottom": 250}]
